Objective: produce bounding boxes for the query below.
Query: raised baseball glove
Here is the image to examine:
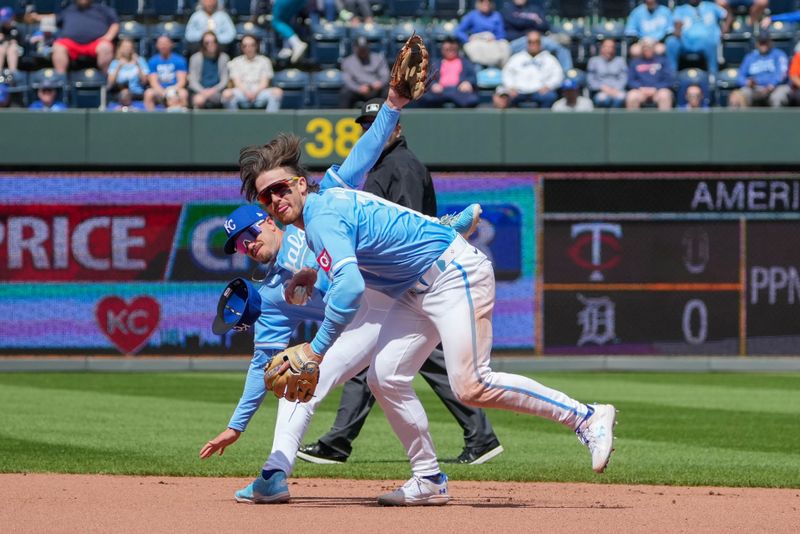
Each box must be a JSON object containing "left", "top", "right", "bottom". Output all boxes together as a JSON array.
[
  {"left": 390, "top": 32, "right": 430, "bottom": 101},
  {"left": 264, "top": 343, "right": 320, "bottom": 403}
]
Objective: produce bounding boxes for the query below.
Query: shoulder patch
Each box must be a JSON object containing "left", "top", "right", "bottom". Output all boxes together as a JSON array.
[{"left": 316, "top": 249, "right": 332, "bottom": 273}]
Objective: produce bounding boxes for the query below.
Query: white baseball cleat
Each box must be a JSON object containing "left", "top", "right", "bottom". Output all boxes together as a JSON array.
[
  {"left": 377, "top": 474, "right": 451, "bottom": 506},
  {"left": 576, "top": 404, "right": 617, "bottom": 473}
]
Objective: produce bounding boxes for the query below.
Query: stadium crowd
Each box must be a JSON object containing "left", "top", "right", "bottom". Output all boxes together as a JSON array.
[{"left": 0, "top": 0, "right": 798, "bottom": 111}]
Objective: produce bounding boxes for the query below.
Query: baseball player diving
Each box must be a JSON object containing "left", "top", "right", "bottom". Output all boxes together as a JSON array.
[
  {"left": 247, "top": 35, "right": 618, "bottom": 506},
  {"left": 198, "top": 77, "right": 482, "bottom": 504}
]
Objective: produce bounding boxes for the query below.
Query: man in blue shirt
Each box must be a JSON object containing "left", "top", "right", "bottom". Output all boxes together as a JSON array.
[
  {"left": 457, "top": 0, "right": 511, "bottom": 67},
  {"left": 626, "top": 38, "right": 675, "bottom": 110},
  {"left": 625, "top": 0, "right": 674, "bottom": 58},
  {"left": 247, "top": 87, "right": 617, "bottom": 506},
  {"left": 28, "top": 83, "right": 68, "bottom": 111},
  {"left": 144, "top": 35, "right": 189, "bottom": 111},
  {"left": 733, "top": 33, "right": 790, "bottom": 107},
  {"left": 666, "top": 0, "right": 726, "bottom": 75}
]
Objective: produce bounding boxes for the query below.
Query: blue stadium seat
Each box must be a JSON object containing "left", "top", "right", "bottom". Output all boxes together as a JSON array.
[
  {"left": 32, "top": 0, "right": 62, "bottom": 13},
  {"left": 272, "top": 69, "right": 309, "bottom": 109},
  {"left": 476, "top": 66, "right": 502, "bottom": 105},
  {"left": 149, "top": 0, "right": 180, "bottom": 16},
  {"left": 312, "top": 68, "right": 343, "bottom": 108},
  {"left": 386, "top": 0, "right": 425, "bottom": 18},
  {"left": 552, "top": 19, "right": 588, "bottom": 67},
  {"left": 4, "top": 70, "right": 29, "bottom": 107},
  {"left": 118, "top": 19, "right": 148, "bottom": 54},
  {"left": 311, "top": 22, "right": 346, "bottom": 68},
  {"left": 722, "top": 19, "right": 754, "bottom": 67},
  {"left": 767, "top": 0, "right": 799, "bottom": 14},
  {"left": 235, "top": 21, "right": 269, "bottom": 53},
  {"left": 429, "top": 21, "right": 459, "bottom": 61},
  {"left": 715, "top": 67, "right": 740, "bottom": 106},
  {"left": 590, "top": 20, "right": 625, "bottom": 56},
  {"left": 431, "top": 0, "right": 466, "bottom": 19},
  {"left": 69, "top": 68, "right": 106, "bottom": 108},
  {"left": 350, "top": 23, "right": 388, "bottom": 56},
  {"left": 549, "top": 0, "right": 590, "bottom": 19},
  {"left": 765, "top": 21, "right": 797, "bottom": 58},
  {"left": 596, "top": 0, "right": 634, "bottom": 19},
  {"left": 151, "top": 21, "right": 186, "bottom": 55},
  {"left": 228, "top": 0, "right": 253, "bottom": 18},
  {"left": 112, "top": 0, "right": 142, "bottom": 17},
  {"left": 677, "top": 68, "right": 711, "bottom": 107}
]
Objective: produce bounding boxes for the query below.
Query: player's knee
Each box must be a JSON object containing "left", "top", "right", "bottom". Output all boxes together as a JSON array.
[{"left": 452, "top": 377, "right": 490, "bottom": 406}]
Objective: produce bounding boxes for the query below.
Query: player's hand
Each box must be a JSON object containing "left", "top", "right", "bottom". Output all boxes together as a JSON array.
[
  {"left": 199, "top": 428, "right": 241, "bottom": 459},
  {"left": 387, "top": 86, "right": 411, "bottom": 110},
  {"left": 285, "top": 267, "right": 317, "bottom": 304}
]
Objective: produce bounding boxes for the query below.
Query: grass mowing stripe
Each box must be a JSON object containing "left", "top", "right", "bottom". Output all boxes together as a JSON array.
[{"left": 0, "top": 372, "right": 798, "bottom": 487}]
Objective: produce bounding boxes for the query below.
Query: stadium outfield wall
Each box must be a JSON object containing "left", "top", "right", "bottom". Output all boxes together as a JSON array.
[{"left": 0, "top": 108, "right": 798, "bottom": 168}]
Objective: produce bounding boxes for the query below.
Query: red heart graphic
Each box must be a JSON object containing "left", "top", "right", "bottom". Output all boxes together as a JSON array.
[{"left": 95, "top": 296, "right": 161, "bottom": 355}]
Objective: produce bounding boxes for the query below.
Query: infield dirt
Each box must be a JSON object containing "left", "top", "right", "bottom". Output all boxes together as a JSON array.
[{"left": 2, "top": 474, "right": 797, "bottom": 533}]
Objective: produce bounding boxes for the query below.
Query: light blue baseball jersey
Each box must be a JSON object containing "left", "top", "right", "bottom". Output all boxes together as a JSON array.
[
  {"left": 673, "top": 2, "right": 726, "bottom": 48},
  {"left": 625, "top": 4, "right": 674, "bottom": 40},
  {"left": 228, "top": 100, "right": 402, "bottom": 431},
  {"left": 304, "top": 188, "right": 457, "bottom": 355}
]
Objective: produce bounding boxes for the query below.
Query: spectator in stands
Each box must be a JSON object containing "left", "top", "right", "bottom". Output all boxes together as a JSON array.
[
  {"left": 107, "top": 37, "right": 149, "bottom": 103},
  {"left": 680, "top": 83, "right": 708, "bottom": 109},
  {"left": 222, "top": 34, "right": 282, "bottom": 111},
  {"left": 718, "top": 0, "right": 768, "bottom": 33},
  {"left": 418, "top": 37, "right": 480, "bottom": 108},
  {"left": 144, "top": 35, "right": 189, "bottom": 112},
  {"left": 588, "top": 38, "right": 627, "bottom": 108},
  {"left": 339, "top": 36, "right": 389, "bottom": 108},
  {"left": 552, "top": 78, "right": 594, "bottom": 111},
  {"left": 272, "top": 0, "right": 309, "bottom": 63},
  {"left": 457, "top": 0, "right": 511, "bottom": 67},
  {"left": 46, "top": 0, "right": 119, "bottom": 74},
  {"left": 501, "top": 0, "right": 573, "bottom": 71},
  {"left": 626, "top": 38, "right": 674, "bottom": 110},
  {"left": 108, "top": 87, "right": 145, "bottom": 111},
  {"left": 188, "top": 31, "right": 230, "bottom": 108},
  {"left": 625, "top": 0, "right": 673, "bottom": 58},
  {"left": 731, "top": 33, "right": 790, "bottom": 107},
  {"left": 789, "top": 49, "right": 800, "bottom": 106},
  {"left": 25, "top": 16, "right": 57, "bottom": 68},
  {"left": 667, "top": 0, "right": 726, "bottom": 76},
  {"left": 0, "top": 7, "right": 21, "bottom": 77},
  {"left": 29, "top": 82, "right": 67, "bottom": 111},
  {"left": 338, "top": 0, "right": 374, "bottom": 26},
  {"left": 493, "top": 30, "right": 563, "bottom": 109},
  {"left": 164, "top": 87, "right": 189, "bottom": 112},
  {"left": 186, "top": 0, "right": 236, "bottom": 48}
]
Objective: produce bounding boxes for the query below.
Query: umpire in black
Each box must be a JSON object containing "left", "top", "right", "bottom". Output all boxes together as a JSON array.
[{"left": 298, "top": 98, "right": 503, "bottom": 466}]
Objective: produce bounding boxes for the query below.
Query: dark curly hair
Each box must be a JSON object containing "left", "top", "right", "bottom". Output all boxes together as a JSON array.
[{"left": 238, "top": 134, "right": 319, "bottom": 202}]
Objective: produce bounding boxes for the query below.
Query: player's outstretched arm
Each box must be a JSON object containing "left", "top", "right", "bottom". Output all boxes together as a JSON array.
[{"left": 199, "top": 428, "right": 241, "bottom": 459}]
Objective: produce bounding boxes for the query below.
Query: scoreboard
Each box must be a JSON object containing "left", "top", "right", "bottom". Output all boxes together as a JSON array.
[{"left": 540, "top": 177, "right": 800, "bottom": 355}]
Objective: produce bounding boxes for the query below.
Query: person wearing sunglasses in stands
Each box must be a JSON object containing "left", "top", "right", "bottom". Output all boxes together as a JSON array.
[{"left": 199, "top": 86, "right": 481, "bottom": 505}]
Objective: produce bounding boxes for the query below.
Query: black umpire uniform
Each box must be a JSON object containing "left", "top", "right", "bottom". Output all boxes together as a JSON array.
[{"left": 298, "top": 99, "right": 502, "bottom": 465}]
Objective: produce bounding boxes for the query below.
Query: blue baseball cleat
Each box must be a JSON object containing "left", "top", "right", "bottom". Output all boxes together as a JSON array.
[
  {"left": 440, "top": 203, "right": 482, "bottom": 239},
  {"left": 234, "top": 470, "right": 290, "bottom": 504}
]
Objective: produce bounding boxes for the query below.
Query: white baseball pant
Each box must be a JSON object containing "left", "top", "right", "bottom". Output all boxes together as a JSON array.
[
  {"left": 263, "top": 288, "right": 394, "bottom": 475},
  {"left": 366, "top": 235, "right": 591, "bottom": 476}
]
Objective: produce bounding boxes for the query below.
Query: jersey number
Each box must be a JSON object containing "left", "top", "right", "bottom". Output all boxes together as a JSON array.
[{"left": 305, "top": 118, "right": 361, "bottom": 159}]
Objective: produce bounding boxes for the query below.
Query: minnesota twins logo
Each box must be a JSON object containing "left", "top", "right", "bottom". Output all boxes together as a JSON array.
[{"left": 568, "top": 223, "right": 623, "bottom": 282}]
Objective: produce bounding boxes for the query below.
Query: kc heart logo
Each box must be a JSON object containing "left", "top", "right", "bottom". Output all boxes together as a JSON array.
[{"left": 95, "top": 296, "right": 161, "bottom": 355}]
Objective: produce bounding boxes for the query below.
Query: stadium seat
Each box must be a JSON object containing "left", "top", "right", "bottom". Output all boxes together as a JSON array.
[
  {"left": 228, "top": 0, "right": 253, "bottom": 19},
  {"left": 311, "top": 22, "right": 347, "bottom": 68},
  {"left": 32, "top": 0, "right": 62, "bottom": 13},
  {"left": 112, "top": 0, "right": 142, "bottom": 17},
  {"left": 596, "top": 0, "right": 634, "bottom": 19},
  {"left": 152, "top": 21, "right": 186, "bottom": 55},
  {"left": 722, "top": 18, "right": 753, "bottom": 67},
  {"left": 312, "top": 68, "right": 343, "bottom": 108},
  {"left": 118, "top": 19, "right": 148, "bottom": 55},
  {"left": 429, "top": 20, "right": 458, "bottom": 61},
  {"left": 4, "top": 70, "right": 29, "bottom": 107},
  {"left": 350, "top": 23, "right": 388, "bottom": 56},
  {"left": 715, "top": 67, "right": 740, "bottom": 106},
  {"left": 272, "top": 69, "right": 309, "bottom": 109},
  {"left": 551, "top": 19, "right": 588, "bottom": 67},
  {"left": 235, "top": 21, "right": 269, "bottom": 53},
  {"left": 476, "top": 66, "right": 502, "bottom": 105},
  {"left": 386, "top": 0, "right": 425, "bottom": 18},
  {"left": 764, "top": 21, "right": 797, "bottom": 58},
  {"left": 149, "top": 0, "right": 180, "bottom": 16},
  {"left": 548, "top": 0, "right": 590, "bottom": 19},
  {"left": 767, "top": 0, "right": 799, "bottom": 14},
  {"left": 590, "top": 20, "right": 625, "bottom": 56},
  {"left": 677, "top": 68, "right": 711, "bottom": 107},
  {"left": 69, "top": 68, "right": 107, "bottom": 109},
  {"left": 389, "top": 21, "right": 421, "bottom": 59},
  {"left": 431, "top": 0, "right": 467, "bottom": 19}
]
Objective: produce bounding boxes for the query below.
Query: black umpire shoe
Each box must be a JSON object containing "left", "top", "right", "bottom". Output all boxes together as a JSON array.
[
  {"left": 443, "top": 442, "right": 504, "bottom": 465},
  {"left": 297, "top": 441, "right": 348, "bottom": 464}
]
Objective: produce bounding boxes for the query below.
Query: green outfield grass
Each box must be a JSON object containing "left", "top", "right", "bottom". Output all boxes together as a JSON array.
[{"left": 0, "top": 371, "right": 798, "bottom": 488}]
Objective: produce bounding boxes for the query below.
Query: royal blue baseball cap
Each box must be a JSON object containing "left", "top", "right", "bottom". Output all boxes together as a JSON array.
[
  {"left": 223, "top": 204, "right": 268, "bottom": 255},
  {"left": 0, "top": 7, "right": 13, "bottom": 24},
  {"left": 562, "top": 78, "right": 579, "bottom": 90},
  {"left": 212, "top": 278, "right": 262, "bottom": 335}
]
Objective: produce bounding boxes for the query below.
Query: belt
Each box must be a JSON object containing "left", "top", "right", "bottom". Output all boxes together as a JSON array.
[{"left": 411, "top": 236, "right": 469, "bottom": 294}]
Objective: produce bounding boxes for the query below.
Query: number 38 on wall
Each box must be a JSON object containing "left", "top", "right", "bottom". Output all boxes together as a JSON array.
[{"left": 304, "top": 117, "right": 361, "bottom": 159}]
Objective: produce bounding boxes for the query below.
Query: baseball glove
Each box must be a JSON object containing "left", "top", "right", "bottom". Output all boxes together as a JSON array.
[
  {"left": 390, "top": 33, "right": 430, "bottom": 101},
  {"left": 264, "top": 343, "right": 320, "bottom": 403}
]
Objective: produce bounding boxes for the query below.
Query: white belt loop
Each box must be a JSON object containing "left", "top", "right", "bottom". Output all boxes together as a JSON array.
[{"left": 412, "top": 235, "right": 468, "bottom": 293}]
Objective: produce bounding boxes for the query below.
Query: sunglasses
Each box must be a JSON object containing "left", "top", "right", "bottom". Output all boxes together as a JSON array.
[
  {"left": 235, "top": 223, "right": 262, "bottom": 255},
  {"left": 256, "top": 176, "right": 301, "bottom": 206}
]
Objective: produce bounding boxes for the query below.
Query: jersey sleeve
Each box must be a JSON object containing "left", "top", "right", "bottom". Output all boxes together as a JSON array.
[
  {"left": 227, "top": 348, "right": 279, "bottom": 431},
  {"left": 319, "top": 102, "right": 400, "bottom": 191}
]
